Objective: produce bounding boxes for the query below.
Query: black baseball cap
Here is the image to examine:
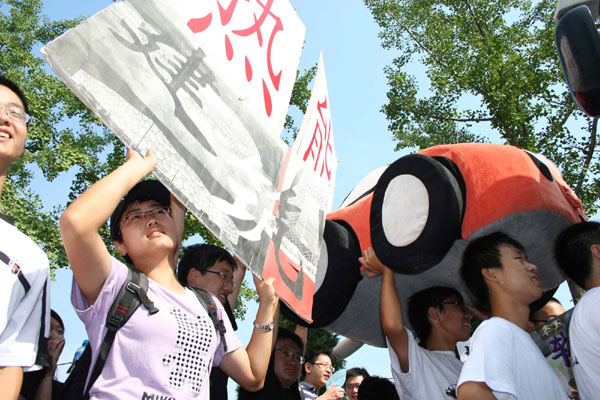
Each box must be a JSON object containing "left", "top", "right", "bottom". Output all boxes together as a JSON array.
[{"left": 110, "top": 180, "right": 170, "bottom": 242}]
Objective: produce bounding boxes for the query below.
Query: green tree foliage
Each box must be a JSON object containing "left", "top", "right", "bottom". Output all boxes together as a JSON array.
[
  {"left": 364, "top": 0, "right": 600, "bottom": 215},
  {"left": 1, "top": 0, "right": 112, "bottom": 273}
]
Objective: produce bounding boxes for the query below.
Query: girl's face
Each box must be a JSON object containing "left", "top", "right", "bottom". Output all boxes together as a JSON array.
[
  {"left": 49, "top": 317, "right": 64, "bottom": 340},
  {"left": 115, "top": 200, "right": 177, "bottom": 265}
]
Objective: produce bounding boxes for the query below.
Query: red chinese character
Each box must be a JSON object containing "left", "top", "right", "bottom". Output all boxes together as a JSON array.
[
  {"left": 303, "top": 98, "right": 333, "bottom": 181},
  {"left": 186, "top": 0, "right": 285, "bottom": 117}
]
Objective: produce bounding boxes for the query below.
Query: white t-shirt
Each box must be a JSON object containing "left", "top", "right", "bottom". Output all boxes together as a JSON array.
[
  {"left": 72, "top": 257, "right": 242, "bottom": 400},
  {"left": 569, "top": 286, "right": 600, "bottom": 400},
  {"left": 0, "top": 215, "right": 50, "bottom": 369},
  {"left": 388, "top": 328, "right": 463, "bottom": 399},
  {"left": 458, "top": 317, "right": 568, "bottom": 399}
]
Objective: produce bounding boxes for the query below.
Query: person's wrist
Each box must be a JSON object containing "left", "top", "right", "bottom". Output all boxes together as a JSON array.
[{"left": 253, "top": 320, "right": 274, "bottom": 331}]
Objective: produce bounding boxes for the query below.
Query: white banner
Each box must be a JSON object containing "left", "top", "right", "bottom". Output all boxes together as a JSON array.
[
  {"left": 292, "top": 52, "right": 338, "bottom": 211},
  {"left": 42, "top": 0, "right": 326, "bottom": 321}
]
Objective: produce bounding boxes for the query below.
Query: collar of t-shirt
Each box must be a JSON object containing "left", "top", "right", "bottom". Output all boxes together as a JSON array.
[{"left": 299, "top": 381, "right": 318, "bottom": 394}]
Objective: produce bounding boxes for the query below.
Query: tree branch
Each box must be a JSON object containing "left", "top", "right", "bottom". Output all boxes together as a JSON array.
[
  {"left": 539, "top": 104, "right": 576, "bottom": 147},
  {"left": 386, "top": 10, "right": 449, "bottom": 70},
  {"left": 427, "top": 114, "right": 494, "bottom": 123},
  {"left": 464, "top": 0, "right": 487, "bottom": 39}
]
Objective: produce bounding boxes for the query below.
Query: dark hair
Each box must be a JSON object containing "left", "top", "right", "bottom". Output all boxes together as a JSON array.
[
  {"left": 529, "top": 297, "right": 563, "bottom": 322},
  {"left": 177, "top": 244, "right": 236, "bottom": 285},
  {"left": 50, "top": 309, "right": 64, "bottom": 331},
  {"left": 305, "top": 345, "right": 333, "bottom": 365},
  {"left": 0, "top": 76, "right": 29, "bottom": 115},
  {"left": 407, "top": 286, "right": 464, "bottom": 347},
  {"left": 554, "top": 221, "right": 600, "bottom": 289},
  {"left": 461, "top": 231, "right": 525, "bottom": 311},
  {"left": 276, "top": 328, "right": 304, "bottom": 355},
  {"left": 345, "top": 367, "right": 369, "bottom": 381},
  {"left": 357, "top": 376, "right": 399, "bottom": 400}
]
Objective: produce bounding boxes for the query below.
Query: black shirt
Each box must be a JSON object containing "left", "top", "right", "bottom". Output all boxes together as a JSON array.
[{"left": 237, "top": 354, "right": 300, "bottom": 400}]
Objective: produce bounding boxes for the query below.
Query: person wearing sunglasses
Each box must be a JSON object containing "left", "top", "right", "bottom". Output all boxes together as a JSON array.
[
  {"left": 360, "top": 247, "right": 472, "bottom": 399},
  {"left": 0, "top": 76, "right": 50, "bottom": 400}
]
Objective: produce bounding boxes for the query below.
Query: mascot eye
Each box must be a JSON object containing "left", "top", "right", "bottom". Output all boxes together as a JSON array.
[{"left": 382, "top": 174, "right": 429, "bottom": 247}]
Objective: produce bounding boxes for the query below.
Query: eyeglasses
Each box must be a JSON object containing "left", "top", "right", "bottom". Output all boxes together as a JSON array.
[
  {"left": 312, "top": 362, "right": 334, "bottom": 373},
  {"left": 0, "top": 105, "right": 30, "bottom": 123},
  {"left": 120, "top": 205, "right": 172, "bottom": 231},
  {"left": 204, "top": 270, "right": 236, "bottom": 289},
  {"left": 275, "top": 348, "right": 305, "bottom": 364},
  {"left": 345, "top": 384, "right": 361, "bottom": 391},
  {"left": 442, "top": 301, "right": 468, "bottom": 313}
]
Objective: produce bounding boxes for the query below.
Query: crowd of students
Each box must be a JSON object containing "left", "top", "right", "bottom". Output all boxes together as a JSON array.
[{"left": 2, "top": 72, "right": 600, "bottom": 400}]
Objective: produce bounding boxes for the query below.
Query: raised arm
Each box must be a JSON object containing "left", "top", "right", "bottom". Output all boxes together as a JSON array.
[
  {"left": 359, "top": 247, "right": 410, "bottom": 372},
  {"left": 169, "top": 193, "right": 185, "bottom": 267},
  {"left": 59, "top": 149, "right": 157, "bottom": 305},
  {"left": 219, "top": 274, "right": 278, "bottom": 391},
  {"left": 227, "top": 256, "right": 247, "bottom": 310}
]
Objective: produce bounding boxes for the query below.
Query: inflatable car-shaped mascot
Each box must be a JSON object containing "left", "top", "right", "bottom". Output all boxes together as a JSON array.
[{"left": 282, "top": 143, "right": 586, "bottom": 347}]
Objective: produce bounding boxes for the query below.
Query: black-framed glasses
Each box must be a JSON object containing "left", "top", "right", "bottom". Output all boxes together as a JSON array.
[
  {"left": 0, "top": 105, "right": 30, "bottom": 123},
  {"left": 119, "top": 205, "right": 172, "bottom": 231},
  {"left": 442, "top": 301, "right": 468, "bottom": 313},
  {"left": 204, "top": 270, "right": 236, "bottom": 289},
  {"left": 312, "top": 362, "right": 334, "bottom": 373},
  {"left": 275, "top": 348, "right": 304, "bottom": 364}
]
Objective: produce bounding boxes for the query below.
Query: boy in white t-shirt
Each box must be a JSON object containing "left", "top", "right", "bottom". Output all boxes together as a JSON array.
[
  {"left": 0, "top": 76, "right": 50, "bottom": 400},
  {"left": 555, "top": 222, "right": 600, "bottom": 400},
  {"left": 458, "top": 231, "right": 567, "bottom": 400},
  {"left": 360, "top": 247, "right": 472, "bottom": 399}
]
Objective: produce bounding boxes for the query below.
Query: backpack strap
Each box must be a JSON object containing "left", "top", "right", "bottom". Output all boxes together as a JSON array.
[
  {"left": 189, "top": 287, "right": 228, "bottom": 352},
  {"left": 84, "top": 268, "right": 158, "bottom": 397}
]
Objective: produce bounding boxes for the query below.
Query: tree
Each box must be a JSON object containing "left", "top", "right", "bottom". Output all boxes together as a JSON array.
[
  {"left": 0, "top": 0, "right": 325, "bottom": 324},
  {"left": 364, "top": 0, "right": 600, "bottom": 215}
]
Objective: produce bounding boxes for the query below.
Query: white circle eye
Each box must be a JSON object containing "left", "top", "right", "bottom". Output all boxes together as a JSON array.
[{"left": 382, "top": 174, "right": 429, "bottom": 247}]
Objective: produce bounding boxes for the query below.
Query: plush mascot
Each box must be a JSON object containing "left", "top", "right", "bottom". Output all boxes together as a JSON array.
[{"left": 282, "top": 143, "right": 586, "bottom": 347}]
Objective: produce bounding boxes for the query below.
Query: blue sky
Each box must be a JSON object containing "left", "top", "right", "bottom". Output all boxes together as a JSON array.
[{"left": 36, "top": 0, "right": 577, "bottom": 395}]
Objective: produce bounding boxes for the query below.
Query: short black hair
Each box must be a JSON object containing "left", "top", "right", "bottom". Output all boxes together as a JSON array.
[
  {"left": 345, "top": 367, "right": 369, "bottom": 384},
  {"left": 461, "top": 231, "right": 525, "bottom": 312},
  {"left": 357, "top": 376, "right": 399, "bottom": 400},
  {"left": 177, "top": 243, "right": 236, "bottom": 286},
  {"left": 554, "top": 221, "right": 600, "bottom": 289},
  {"left": 276, "top": 327, "right": 304, "bottom": 355},
  {"left": 407, "top": 286, "right": 464, "bottom": 347},
  {"left": 304, "top": 345, "right": 333, "bottom": 365},
  {"left": 529, "top": 297, "right": 563, "bottom": 322},
  {"left": 0, "top": 76, "right": 29, "bottom": 115}
]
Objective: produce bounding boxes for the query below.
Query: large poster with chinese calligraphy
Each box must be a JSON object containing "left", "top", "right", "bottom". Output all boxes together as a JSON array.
[
  {"left": 41, "top": 0, "right": 328, "bottom": 321},
  {"left": 531, "top": 309, "right": 576, "bottom": 394},
  {"left": 292, "top": 52, "right": 338, "bottom": 211}
]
